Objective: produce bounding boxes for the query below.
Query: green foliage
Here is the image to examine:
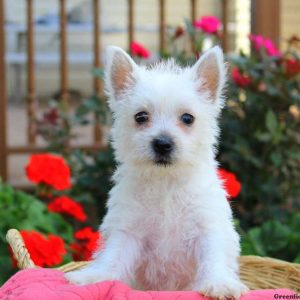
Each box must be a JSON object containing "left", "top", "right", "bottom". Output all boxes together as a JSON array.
[
  {"left": 220, "top": 53, "right": 300, "bottom": 228},
  {"left": 68, "top": 147, "right": 115, "bottom": 221},
  {"left": 239, "top": 213, "right": 300, "bottom": 263},
  {"left": 0, "top": 180, "right": 73, "bottom": 284},
  {"left": 36, "top": 88, "right": 114, "bottom": 222},
  {"left": 37, "top": 90, "right": 110, "bottom": 154}
]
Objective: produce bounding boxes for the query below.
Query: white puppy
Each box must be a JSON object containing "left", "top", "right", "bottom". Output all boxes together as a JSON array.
[{"left": 66, "top": 46, "right": 248, "bottom": 299}]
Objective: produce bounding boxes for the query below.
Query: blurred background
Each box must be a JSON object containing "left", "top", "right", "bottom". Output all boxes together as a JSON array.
[
  {"left": 0, "top": 0, "right": 299, "bottom": 285},
  {"left": 1, "top": 0, "right": 299, "bottom": 186}
]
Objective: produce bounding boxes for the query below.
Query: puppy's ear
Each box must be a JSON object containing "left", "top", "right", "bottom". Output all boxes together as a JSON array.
[
  {"left": 105, "top": 46, "right": 138, "bottom": 100},
  {"left": 191, "top": 46, "right": 226, "bottom": 103}
]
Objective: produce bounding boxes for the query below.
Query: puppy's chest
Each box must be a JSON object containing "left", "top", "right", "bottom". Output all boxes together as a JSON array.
[
  {"left": 136, "top": 191, "right": 197, "bottom": 254},
  {"left": 142, "top": 221, "right": 190, "bottom": 260},
  {"left": 135, "top": 196, "right": 198, "bottom": 290}
]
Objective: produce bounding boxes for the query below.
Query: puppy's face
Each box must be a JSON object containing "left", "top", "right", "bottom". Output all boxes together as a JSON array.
[{"left": 105, "top": 47, "right": 226, "bottom": 168}]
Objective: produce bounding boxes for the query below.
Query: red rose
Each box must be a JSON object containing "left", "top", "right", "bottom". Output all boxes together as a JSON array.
[
  {"left": 130, "top": 41, "right": 150, "bottom": 58},
  {"left": 231, "top": 67, "right": 251, "bottom": 88},
  {"left": 194, "top": 16, "right": 221, "bottom": 34},
  {"left": 48, "top": 196, "right": 87, "bottom": 222},
  {"left": 218, "top": 168, "right": 241, "bottom": 199},
  {"left": 264, "top": 39, "right": 281, "bottom": 57},
  {"left": 11, "top": 230, "right": 66, "bottom": 267},
  {"left": 26, "top": 154, "right": 71, "bottom": 190},
  {"left": 284, "top": 58, "right": 300, "bottom": 77},
  {"left": 249, "top": 34, "right": 264, "bottom": 51},
  {"left": 70, "top": 227, "right": 101, "bottom": 261},
  {"left": 249, "top": 34, "right": 281, "bottom": 57}
]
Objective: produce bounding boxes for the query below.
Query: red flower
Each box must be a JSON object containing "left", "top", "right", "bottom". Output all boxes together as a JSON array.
[
  {"left": 48, "top": 196, "right": 87, "bottom": 222},
  {"left": 218, "top": 168, "right": 241, "bottom": 199},
  {"left": 284, "top": 58, "right": 300, "bottom": 77},
  {"left": 26, "top": 154, "right": 71, "bottom": 190},
  {"left": 249, "top": 34, "right": 265, "bottom": 51},
  {"left": 130, "top": 41, "right": 150, "bottom": 58},
  {"left": 231, "top": 67, "right": 251, "bottom": 88},
  {"left": 264, "top": 39, "right": 281, "bottom": 56},
  {"left": 12, "top": 230, "right": 66, "bottom": 267},
  {"left": 43, "top": 108, "right": 59, "bottom": 125},
  {"left": 70, "top": 227, "right": 101, "bottom": 261},
  {"left": 194, "top": 16, "right": 221, "bottom": 34},
  {"left": 249, "top": 34, "right": 281, "bottom": 57},
  {"left": 173, "top": 26, "right": 185, "bottom": 39}
]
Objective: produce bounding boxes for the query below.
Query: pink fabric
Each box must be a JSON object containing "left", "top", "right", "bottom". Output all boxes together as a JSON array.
[{"left": 0, "top": 268, "right": 296, "bottom": 300}]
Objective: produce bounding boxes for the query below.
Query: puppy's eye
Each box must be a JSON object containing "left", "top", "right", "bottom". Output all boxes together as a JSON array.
[
  {"left": 134, "top": 111, "right": 149, "bottom": 124},
  {"left": 180, "top": 113, "right": 194, "bottom": 125}
]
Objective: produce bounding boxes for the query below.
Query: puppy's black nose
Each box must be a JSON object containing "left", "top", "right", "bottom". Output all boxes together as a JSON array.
[{"left": 152, "top": 135, "right": 174, "bottom": 156}]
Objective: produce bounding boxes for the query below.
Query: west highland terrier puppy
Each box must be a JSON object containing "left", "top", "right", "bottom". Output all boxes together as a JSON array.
[{"left": 66, "top": 45, "right": 248, "bottom": 299}]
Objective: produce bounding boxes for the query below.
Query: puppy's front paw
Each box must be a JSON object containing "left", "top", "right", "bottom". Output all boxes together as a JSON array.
[
  {"left": 196, "top": 277, "right": 249, "bottom": 300},
  {"left": 65, "top": 268, "right": 112, "bottom": 285}
]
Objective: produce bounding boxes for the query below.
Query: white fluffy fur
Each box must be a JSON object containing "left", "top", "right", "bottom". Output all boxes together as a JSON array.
[{"left": 66, "top": 46, "right": 248, "bottom": 299}]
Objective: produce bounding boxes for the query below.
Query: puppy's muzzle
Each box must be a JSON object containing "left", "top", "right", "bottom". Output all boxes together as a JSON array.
[{"left": 151, "top": 135, "right": 175, "bottom": 165}]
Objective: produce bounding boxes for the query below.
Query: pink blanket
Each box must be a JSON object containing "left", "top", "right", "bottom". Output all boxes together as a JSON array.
[{"left": 0, "top": 268, "right": 296, "bottom": 300}]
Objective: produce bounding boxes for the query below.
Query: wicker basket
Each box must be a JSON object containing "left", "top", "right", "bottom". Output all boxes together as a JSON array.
[{"left": 6, "top": 228, "right": 300, "bottom": 292}]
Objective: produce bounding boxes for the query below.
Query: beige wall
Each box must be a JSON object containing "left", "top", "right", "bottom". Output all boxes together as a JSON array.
[{"left": 280, "top": 0, "right": 300, "bottom": 49}]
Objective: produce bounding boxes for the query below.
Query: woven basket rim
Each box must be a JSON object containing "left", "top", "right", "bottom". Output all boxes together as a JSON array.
[{"left": 6, "top": 228, "right": 300, "bottom": 292}]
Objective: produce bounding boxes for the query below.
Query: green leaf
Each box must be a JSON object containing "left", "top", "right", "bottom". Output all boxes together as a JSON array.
[
  {"left": 260, "top": 221, "right": 290, "bottom": 252},
  {"left": 270, "top": 152, "right": 282, "bottom": 167},
  {"left": 0, "top": 182, "right": 72, "bottom": 242},
  {"left": 91, "top": 68, "right": 104, "bottom": 79},
  {"left": 287, "top": 151, "right": 300, "bottom": 161},
  {"left": 184, "top": 18, "right": 195, "bottom": 37},
  {"left": 255, "top": 131, "right": 271, "bottom": 142},
  {"left": 247, "top": 228, "right": 267, "bottom": 256},
  {"left": 266, "top": 85, "right": 279, "bottom": 96},
  {"left": 265, "top": 109, "right": 278, "bottom": 134},
  {"left": 294, "top": 253, "right": 300, "bottom": 263}
]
